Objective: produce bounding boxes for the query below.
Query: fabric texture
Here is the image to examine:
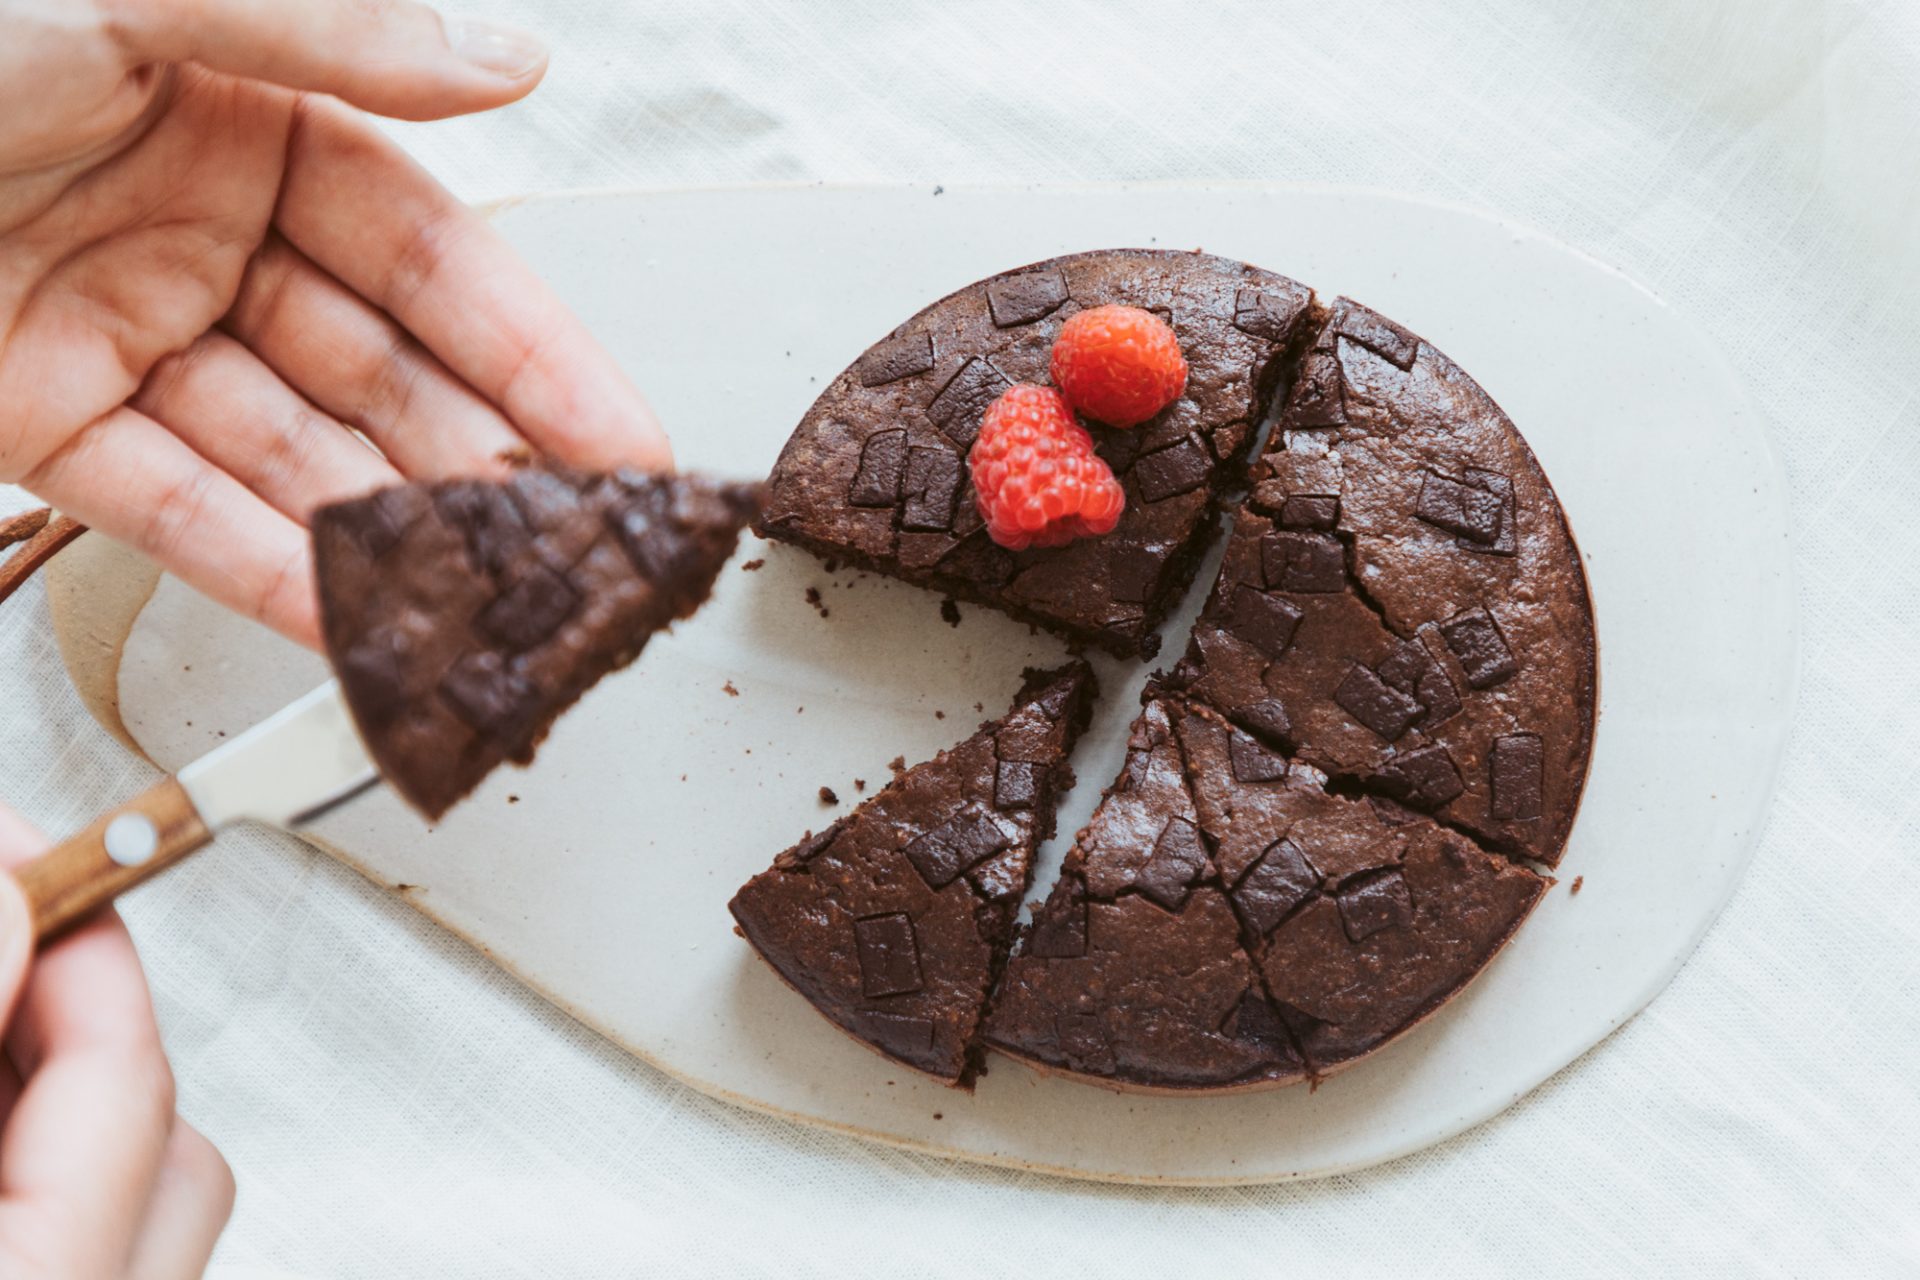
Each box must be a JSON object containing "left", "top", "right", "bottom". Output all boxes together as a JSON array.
[{"left": 3, "top": 0, "right": 1918, "bottom": 1274}]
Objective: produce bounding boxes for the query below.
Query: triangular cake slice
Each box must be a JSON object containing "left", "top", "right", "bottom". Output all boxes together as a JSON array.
[
  {"left": 313, "top": 467, "right": 762, "bottom": 820},
  {"left": 758, "top": 249, "right": 1321, "bottom": 657},
  {"left": 1170, "top": 297, "right": 1596, "bottom": 865},
  {"left": 985, "top": 692, "right": 1544, "bottom": 1090},
  {"left": 983, "top": 694, "right": 1306, "bottom": 1092},
  {"left": 728, "top": 662, "right": 1095, "bottom": 1086}
]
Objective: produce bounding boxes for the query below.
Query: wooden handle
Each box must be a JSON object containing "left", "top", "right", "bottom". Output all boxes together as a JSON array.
[{"left": 17, "top": 778, "right": 211, "bottom": 943}]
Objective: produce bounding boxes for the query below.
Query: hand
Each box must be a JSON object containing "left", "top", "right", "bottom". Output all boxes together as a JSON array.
[
  {"left": 0, "top": 0, "right": 672, "bottom": 650},
  {"left": 0, "top": 806, "right": 232, "bottom": 1277}
]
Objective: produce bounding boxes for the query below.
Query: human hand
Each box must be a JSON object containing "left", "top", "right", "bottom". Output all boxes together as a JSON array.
[
  {"left": 0, "top": 805, "right": 232, "bottom": 1277},
  {"left": 0, "top": 0, "right": 672, "bottom": 650}
]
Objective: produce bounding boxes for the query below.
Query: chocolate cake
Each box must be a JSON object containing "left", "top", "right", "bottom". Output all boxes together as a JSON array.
[
  {"left": 740, "top": 261, "right": 1596, "bottom": 1093},
  {"left": 757, "top": 250, "right": 1320, "bottom": 657},
  {"left": 1170, "top": 297, "right": 1596, "bottom": 865},
  {"left": 313, "top": 467, "right": 762, "bottom": 820},
  {"left": 983, "top": 694, "right": 1542, "bottom": 1090},
  {"left": 728, "top": 663, "right": 1096, "bottom": 1085}
]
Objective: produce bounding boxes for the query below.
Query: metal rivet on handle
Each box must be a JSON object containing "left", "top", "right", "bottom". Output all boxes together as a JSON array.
[{"left": 104, "top": 814, "right": 159, "bottom": 868}]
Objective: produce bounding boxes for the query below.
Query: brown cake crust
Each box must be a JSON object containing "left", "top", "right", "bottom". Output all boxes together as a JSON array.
[
  {"left": 728, "top": 663, "right": 1096, "bottom": 1086},
  {"left": 758, "top": 249, "right": 1320, "bottom": 657},
  {"left": 313, "top": 467, "right": 761, "bottom": 820},
  {"left": 1172, "top": 297, "right": 1596, "bottom": 866}
]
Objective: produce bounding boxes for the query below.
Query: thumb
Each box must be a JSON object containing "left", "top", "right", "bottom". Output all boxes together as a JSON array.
[
  {"left": 0, "top": 872, "right": 30, "bottom": 1030},
  {"left": 104, "top": 0, "right": 548, "bottom": 122}
]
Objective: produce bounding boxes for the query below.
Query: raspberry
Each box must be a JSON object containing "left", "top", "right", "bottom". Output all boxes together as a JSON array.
[
  {"left": 969, "top": 384, "right": 1126, "bottom": 551},
  {"left": 1049, "top": 304, "right": 1188, "bottom": 428}
]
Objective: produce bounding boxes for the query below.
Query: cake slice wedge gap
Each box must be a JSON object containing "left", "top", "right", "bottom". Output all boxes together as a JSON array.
[
  {"left": 313, "top": 466, "right": 763, "bottom": 820},
  {"left": 757, "top": 249, "right": 1323, "bottom": 657},
  {"left": 728, "top": 662, "right": 1096, "bottom": 1087}
]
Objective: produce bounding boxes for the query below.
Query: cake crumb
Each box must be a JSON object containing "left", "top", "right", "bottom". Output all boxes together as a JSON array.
[
  {"left": 805, "top": 586, "right": 830, "bottom": 618},
  {"left": 723, "top": 681, "right": 740, "bottom": 697},
  {"left": 1570, "top": 875, "right": 1585, "bottom": 896},
  {"left": 935, "top": 710, "right": 945, "bottom": 719},
  {"left": 854, "top": 778, "right": 867, "bottom": 792},
  {"left": 939, "top": 598, "right": 962, "bottom": 627},
  {"left": 507, "top": 795, "right": 520, "bottom": 805},
  {"left": 973, "top": 702, "right": 984, "bottom": 713},
  {"left": 932, "top": 1112, "right": 943, "bottom": 1120},
  {"left": 888, "top": 755, "right": 907, "bottom": 777},
  {"left": 741, "top": 558, "right": 765, "bottom": 572},
  {"left": 818, "top": 786, "right": 838, "bottom": 805}
]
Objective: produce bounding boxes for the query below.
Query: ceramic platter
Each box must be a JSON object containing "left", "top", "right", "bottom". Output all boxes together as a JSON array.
[{"left": 47, "top": 185, "right": 1795, "bottom": 1183}]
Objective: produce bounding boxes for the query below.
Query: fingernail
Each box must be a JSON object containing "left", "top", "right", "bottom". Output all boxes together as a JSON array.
[{"left": 444, "top": 15, "right": 548, "bottom": 79}]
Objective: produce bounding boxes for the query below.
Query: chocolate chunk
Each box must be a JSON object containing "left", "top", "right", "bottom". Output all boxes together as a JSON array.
[
  {"left": 346, "top": 486, "right": 429, "bottom": 559},
  {"left": 1228, "top": 730, "right": 1288, "bottom": 783},
  {"left": 788, "top": 820, "right": 845, "bottom": 864},
  {"left": 1231, "top": 838, "right": 1319, "bottom": 936},
  {"left": 1106, "top": 539, "right": 1166, "bottom": 604},
  {"left": 1235, "top": 697, "right": 1292, "bottom": 746},
  {"left": 1230, "top": 988, "right": 1297, "bottom": 1054},
  {"left": 902, "top": 809, "right": 1016, "bottom": 888},
  {"left": 1232, "top": 283, "right": 1313, "bottom": 342},
  {"left": 926, "top": 356, "right": 1010, "bottom": 448},
  {"left": 1029, "top": 883, "right": 1088, "bottom": 959},
  {"left": 437, "top": 651, "right": 542, "bottom": 749},
  {"left": 1137, "top": 817, "right": 1209, "bottom": 910},
  {"left": 900, "top": 446, "right": 963, "bottom": 532},
  {"left": 852, "top": 1010, "right": 936, "bottom": 1060},
  {"left": 1227, "top": 586, "right": 1305, "bottom": 658},
  {"left": 336, "top": 627, "right": 413, "bottom": 723},
  {"left": 602, "top": 481, "right": 698, "bottom": 583},
  {"left": 1415, "top": 470, "right": 1505, "bottom": 545},
  {"left": 1462, "top": 468, "right": 1518, "bottom": 556},
  {"left": 1490, "top": 733, "right": 1545, "bottom": 820},
  {"left": 1333, "top": 664, "right": 1423, "bottom": 741},
  {"left": 1377, "top": 745, "right": 1466, "bottom": 810},
  {"left": 1134, "top": 437, "right": 1212, "bottom": 502},
  {"left": 477, "top": 561, "right": 579, "bottom": 653},
  {"left": 856, "top": 332, "right": 935, "bottom": 386},
  {"left": 995, "top": 760, "right": 1043, "bottom": 810},
  {"left": 1366, "top": 795, "right": 1421, "bottom": 827},
  {"left": 505, "top": 468, "right": 583, "bottom": 527},
  {"left": 1288, "top": 350, "right": 1346, "bottom": 428},
  {"left": 1262, "top": 530, "right": 1346, "bottom": 593},
  {"left": 986, "top": 269, "right": 1069, "bottom": 327},
  {"left": 1439, "top": 606, "right": 1518, "bottom": 688},
  {"left": 1335, "top": 868, "right": 1415, "bottom": 941},
  {"left": 848, "top": 430, "right": 908, "bottom": 507},
  {"left": 1376, "top": 634, "right": 1461, "bottom": 730},
  {"left": 437, "top": 484, "right": 531, "bottom": 577},
  {"left": 1278, "top": 495, "right": 1339, "bottom": 530},
  {"left": 1336, "top": 304, "right": 1419, "bottom": 369},
  {"left": 1055, "top": 1012, "right": 1118, "bottom": 1075},
  {"left": 853, "top": 912, "right": 924, "bottom": 997}
]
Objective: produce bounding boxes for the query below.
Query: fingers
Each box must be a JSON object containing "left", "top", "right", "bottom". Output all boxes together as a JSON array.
[
  {"left": 0, "top": 811, "right": 175, "bottom": 1277},
  {"left": 22, "top": 408, "right": 322, "bottom": 649},
  {"left": 0, "top": 873, "right": 26, "bottom": 1034},
  {"left": 277, "top": 99, "right": 675, "bottom": 473},
  {"left": 136, "top": 331, "right": 403, "bottom": 522},
  {"left": 125, "top": 1121, "right": 235, "bottom": 1280},
  {"left": 101, "top": 0, "right": 548, "bottom": 122},
  {"left": 223, "top": 236, "right": 529, "bottom": 480}
]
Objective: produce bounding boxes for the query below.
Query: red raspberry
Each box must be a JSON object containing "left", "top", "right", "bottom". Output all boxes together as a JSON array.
[
  {"left": 1049, "top": 304, "right": 1188, "bottom": 428},
  {"left": 969, "top": 384, "right": 1126, "bottom": 551}
]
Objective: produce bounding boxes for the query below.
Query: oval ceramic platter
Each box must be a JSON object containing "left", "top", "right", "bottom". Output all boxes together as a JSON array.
[{"left": 46, "top": 185, "right": 1795, "bottom": 1184}]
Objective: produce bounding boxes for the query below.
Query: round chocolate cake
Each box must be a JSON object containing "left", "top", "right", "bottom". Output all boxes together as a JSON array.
[{"left": 739, "top": 250, "right": 1596, "bottom": 1093}]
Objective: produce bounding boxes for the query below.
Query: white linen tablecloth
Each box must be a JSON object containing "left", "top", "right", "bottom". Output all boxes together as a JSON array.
[{"left": 3, "top": 0, "right": 1917, "bottom": 1274}]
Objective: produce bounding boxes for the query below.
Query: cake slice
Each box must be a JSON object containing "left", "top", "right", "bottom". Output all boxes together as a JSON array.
[
  {"left": 728, "top": 662, "right": 1095, "bottom": 1086},
  {"left": 758, "top": 249, "right": 1321, "bottom": 657},
  {"left": 984, "top": 695, "right": 1307, "bottom": 1092},
  {"left": 985, "top": 693, "right": 1545, "bottom": 1090},
  {"left": 1170, "top": 297, "right": 1596, "bottom": 865},
  {"left": 313, "top": 467, "right": 762, "bottom": 820}
]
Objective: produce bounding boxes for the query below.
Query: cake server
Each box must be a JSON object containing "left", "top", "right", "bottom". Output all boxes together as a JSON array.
[{"left": 14, "top": 680, "right": 377, "bottom": 943}]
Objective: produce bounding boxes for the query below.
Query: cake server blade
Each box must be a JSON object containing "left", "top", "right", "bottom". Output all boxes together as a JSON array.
[
  {"left": 177, "top": 680, "right": 379, "bottom": 829},
  {"left": 14, "top": 680, "right": 380, "bottom": 942}
]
